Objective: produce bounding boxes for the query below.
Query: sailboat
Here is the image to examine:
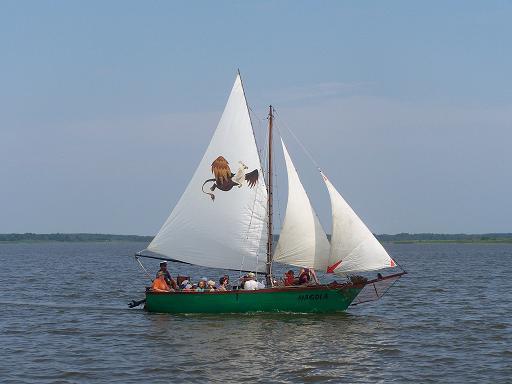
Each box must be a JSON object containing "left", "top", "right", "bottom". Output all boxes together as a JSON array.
[{"left": 134, "top": 73, "right": 406, "bottom": 314}]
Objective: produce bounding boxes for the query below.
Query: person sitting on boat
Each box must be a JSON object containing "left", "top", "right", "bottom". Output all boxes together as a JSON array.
[
  {"left": 179, "top": 279, "right": 190, "bottom": 290},
  {"left": 284, "top": 270, "right": 295, "bottom": 286},
  {"left": 182, "top": 283, "right": 193, "bottom": 291},
  {"left": 238, "top": 274, "right": 249, "bottom": 289},
  {"left": 150, "top": 274, "right": 172, "bottom": 292},
  {"left": 196, "top": 280, "right": 207, "bottom": 292},
  {"left": 243, "top": 272, "right": 259, "bottom": 290},
  {"left": 217, "top": 275, "right": 230, "bottom": 291},
  {"left": 298, "top": 268, "right": 312, "bottom": 285},
  {"left": 207, "top": 280, "right": 216, "bottom": 292},
  {"left": 156, "top": 261, "right": 178, "bottom": 290}
]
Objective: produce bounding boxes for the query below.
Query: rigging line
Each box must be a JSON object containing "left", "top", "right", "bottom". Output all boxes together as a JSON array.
[
  {"left": 249, "top": 106, "right": 269, "bottom": 189},
  {"left": 135, "top": 255, "right": 153, "bottom": 280},
  {"left": 248, "top": 105, "right": 266, "bottom": 124},
  {"left": 239, "top": 156, "right": 269, "bottom": 278},
  {"left": 273, "top": 125, "right": 284, "bottom": 229},
  {"left": 248, "top": 105, "right": 268, "bottom": 168},
  {"left": 250, "top": 106, "right": 270, "bottom": 188},
  {"left": 240, "top": 74, "right": 266, "bottom": 176},
  {"left": 238, "top": 180, "right": 261, "bottom": 277},
  {"left": 378, "top": 275, "right": 403, "bottom": 297},
  {"left": 245, "top": 101, "right": 269, "bottom": 280},
  {"left": 273, "top": 108, "right": 323, "bottom": 172},
  {"left": 391, "top": 257, "right": 407, "bottom": 273},
  {"left": 256, "top": 119, "right": 269, "bottom": 280},
  {"left": 352, "top": 274, "right": 403, "bottom": 306},
  {"left": 135, "top": 253, "right": 192, "bottom": 265},
  {"left": 273, "top": 168, "right": 283, "bottom": 230},
  {"left": 261, "top": 127, "right": 269, "bottom": 183}
]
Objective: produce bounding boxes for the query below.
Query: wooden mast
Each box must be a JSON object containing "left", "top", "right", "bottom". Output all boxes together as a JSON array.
[{"left": 266, "top": 105, "right": 274, "bottom": 286}]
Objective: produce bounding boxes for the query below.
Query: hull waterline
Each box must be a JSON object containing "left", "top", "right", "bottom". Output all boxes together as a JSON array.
[{"left": 144, "top": 284, "right": 363, "bottom": 314}]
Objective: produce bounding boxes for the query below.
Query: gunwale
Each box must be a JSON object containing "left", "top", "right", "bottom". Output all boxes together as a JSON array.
[{"left": 145, "top": 271, "right": 406, "bottom": 297}]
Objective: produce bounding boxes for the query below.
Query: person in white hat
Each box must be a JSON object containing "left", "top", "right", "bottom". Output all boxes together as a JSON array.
[
  {"left": 243, "top": 272, "right": 259, "bottom": 290},
  {"left": 156, "top": 260, "right": 177, "bottom": 290}
]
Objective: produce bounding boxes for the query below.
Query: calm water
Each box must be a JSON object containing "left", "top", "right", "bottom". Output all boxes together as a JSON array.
[{"left": 0, "top": 242, "right": 510, "bottom": 383}]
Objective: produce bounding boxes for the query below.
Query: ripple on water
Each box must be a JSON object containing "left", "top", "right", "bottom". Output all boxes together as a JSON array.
[{"left": 1, "top": 242, "right": 512, "bottom": 383}]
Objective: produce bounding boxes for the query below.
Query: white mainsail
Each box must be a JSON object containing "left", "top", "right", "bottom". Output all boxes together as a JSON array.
[
  {"left": 273, "top": 139, "right": 331, "bottom": 270},
  {"left": 322, "top": 172, "right": 396, "bottom": 274},
  {"left": 147, "top": 75, "right": 268, "bottom": 272}
]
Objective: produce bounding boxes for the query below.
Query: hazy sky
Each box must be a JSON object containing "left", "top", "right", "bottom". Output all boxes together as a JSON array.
[{"left": 1, "top": 1, "right": 511, "bottom": 235}]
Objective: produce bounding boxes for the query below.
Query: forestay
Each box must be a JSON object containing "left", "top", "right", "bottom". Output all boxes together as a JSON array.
[
  {"left": 322, "top": 172, "right": 396, "bottom": 274},
  {"left": 273, "top": 139, "right": 331, "bottom": 270},
  {"left": 147, "top": 75, "right": 268, "bottom": 272}
]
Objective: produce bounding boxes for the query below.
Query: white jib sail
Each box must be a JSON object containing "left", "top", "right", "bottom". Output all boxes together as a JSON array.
[
  {"left": 321, "top": 172, "right": 396, "bottom": 274},
  {"left": 273, "top": 139, "right": 331, "bottom": 270},
  {"left": 147, "top": 74, "right": 268, "bottom": 272}
]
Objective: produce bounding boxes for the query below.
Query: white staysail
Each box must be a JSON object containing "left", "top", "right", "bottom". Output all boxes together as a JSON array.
[
  {"left": 322, "top": 172, "right": 396, "bottom": 274},
  {"left": 273, "top": 139, "right": 331, "bottom": 270},
  {"left": 147, "top": 74, "right": 268, "bottom": 272}
]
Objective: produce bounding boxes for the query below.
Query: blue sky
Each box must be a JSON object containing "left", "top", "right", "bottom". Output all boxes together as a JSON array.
[{"left": 1, "top": 1, "right": 511, "bottom": 234}]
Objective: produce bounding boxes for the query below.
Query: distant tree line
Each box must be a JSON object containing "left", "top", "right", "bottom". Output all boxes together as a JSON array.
[
  {"left": 0, "top": 233, "right": 153, "bottom": 242},
  {"left": 375, "top": 233, "right": 512, "bottom": 243},
  {"left": 1, "top": 232, "right": 511, "bottom": 243}
]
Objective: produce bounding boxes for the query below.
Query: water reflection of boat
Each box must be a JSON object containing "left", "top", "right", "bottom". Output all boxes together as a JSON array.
[{"left": 135, "top": 73, "right": 405, "bottom": 313}]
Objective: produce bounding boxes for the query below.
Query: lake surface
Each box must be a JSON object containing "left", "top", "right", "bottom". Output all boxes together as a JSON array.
[{"left": 0, "top": 242, "right": 510, "bottom": 383}]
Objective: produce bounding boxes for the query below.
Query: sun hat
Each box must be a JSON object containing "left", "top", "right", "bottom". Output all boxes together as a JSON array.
[
  {"left": 207, "top": 280, "right": 216, "bottom": 286},
  {"left": 247, "top": 272, "right": 255, "bottom": 278},
  {"left": 159, "top": 260, "right": 167, "bottom": 265}
]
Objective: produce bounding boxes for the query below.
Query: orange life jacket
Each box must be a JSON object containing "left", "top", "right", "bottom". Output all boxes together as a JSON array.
[{"left": 151, "top": 276, "right": 171, "bottom": 292}]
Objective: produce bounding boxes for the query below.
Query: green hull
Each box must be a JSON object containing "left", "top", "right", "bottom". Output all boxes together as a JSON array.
[{"left": 145, "top": 285, "right": 363, "bottom": 314}]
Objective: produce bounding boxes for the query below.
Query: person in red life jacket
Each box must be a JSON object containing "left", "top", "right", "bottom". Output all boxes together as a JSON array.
[
  {"left": 156, "top": 261, "right": 178, "bottom": 290},
  {"left": 284, "top": 270, "right": 295, "bottom": 286}
]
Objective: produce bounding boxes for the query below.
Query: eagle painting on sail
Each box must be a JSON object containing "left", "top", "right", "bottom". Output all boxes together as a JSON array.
[{"left": 201, "top": 156, "right": 259, "bottom": 201}]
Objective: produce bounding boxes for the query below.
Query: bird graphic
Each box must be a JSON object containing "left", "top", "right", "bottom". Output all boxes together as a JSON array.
[{"left": 201, "top": 156, "right": 259, "bottom": 201}]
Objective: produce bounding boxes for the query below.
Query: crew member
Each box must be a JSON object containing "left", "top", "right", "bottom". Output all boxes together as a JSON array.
[
  {"left": 156, "top": 260, "right": 178, "bottom": 290},
  {"left": 298, "top": 268, "right": 311, "bottom": 285},
  {"left": 284, "top": 270, "right": 295, "bottom": 286},
  {"left": 243, "top": 272, "right": 259, "bottom": 290}
]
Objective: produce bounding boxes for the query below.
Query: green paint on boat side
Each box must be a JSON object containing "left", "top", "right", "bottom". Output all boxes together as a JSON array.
[{"left": 145, "top": 286, "right": 363, "bottom": 314}]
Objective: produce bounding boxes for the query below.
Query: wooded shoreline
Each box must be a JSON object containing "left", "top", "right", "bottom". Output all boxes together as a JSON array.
[{"left": 1, "top": 233, "right": 511, "bottom": 244}]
